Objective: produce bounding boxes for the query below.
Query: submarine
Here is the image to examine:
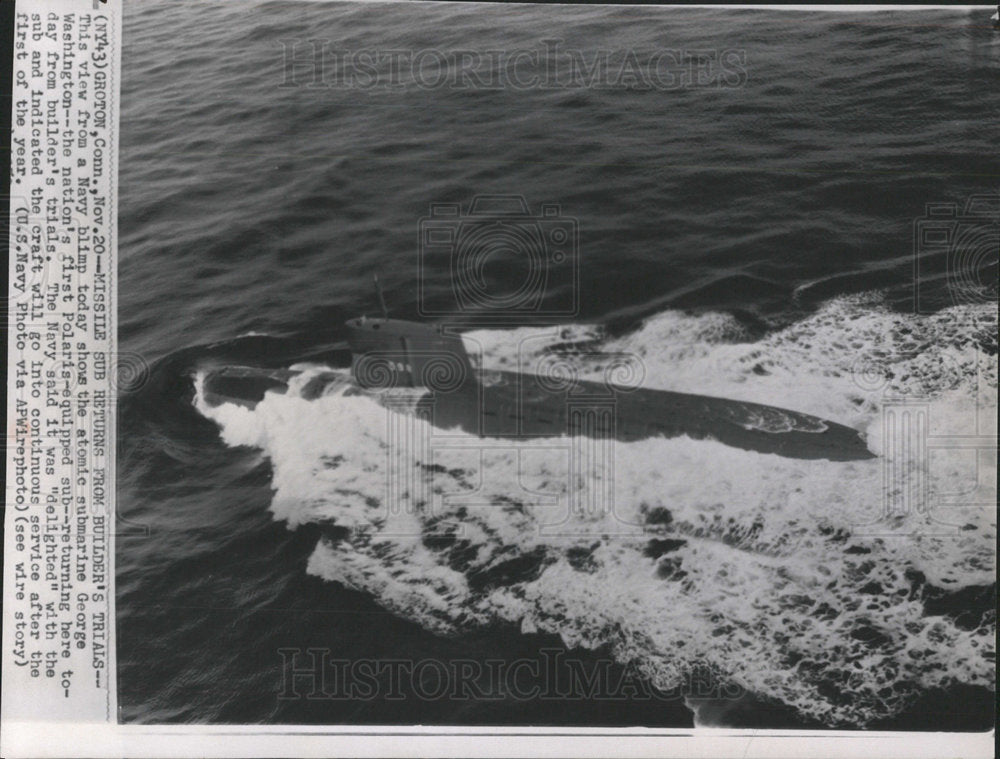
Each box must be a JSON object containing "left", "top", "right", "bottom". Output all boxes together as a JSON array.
[{"left": 200, "top": 288, "right": 875, "bottom": 462}]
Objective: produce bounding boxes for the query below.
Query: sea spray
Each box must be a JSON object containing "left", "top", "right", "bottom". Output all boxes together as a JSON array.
[{"left": 194, "top": 295, "right": 996, "bottom": 726}]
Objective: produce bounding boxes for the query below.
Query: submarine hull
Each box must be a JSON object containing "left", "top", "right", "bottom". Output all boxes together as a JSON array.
[{"left": 201, "top": 366, "right": 875, "bottom": 462}]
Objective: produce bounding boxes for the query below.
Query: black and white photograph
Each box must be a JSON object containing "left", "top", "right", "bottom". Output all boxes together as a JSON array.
[
  {"left": 4, "top": 0, "right": 998, "bottom": 753},
  {"left": 115, "top": 0, "right": 998, "bottom": 732}
]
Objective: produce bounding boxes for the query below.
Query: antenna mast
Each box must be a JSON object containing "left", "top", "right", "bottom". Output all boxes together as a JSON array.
[{"left": 373, "top": 273, "right": 389, "bottom": 320}]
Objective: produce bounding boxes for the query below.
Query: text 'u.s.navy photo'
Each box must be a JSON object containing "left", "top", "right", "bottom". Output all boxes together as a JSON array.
[{"left": 2, "top": 1, "right": 997, "bottom": 757}]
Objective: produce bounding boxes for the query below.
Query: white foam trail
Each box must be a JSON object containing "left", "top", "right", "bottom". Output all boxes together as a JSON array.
[{"left": 194, "top": 294, "right": 996, "bottom": 726}]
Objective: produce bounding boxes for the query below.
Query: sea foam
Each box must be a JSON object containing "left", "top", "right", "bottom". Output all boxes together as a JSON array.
[{"left": 194, "top": 294, "right": 996, "bottom": 726}]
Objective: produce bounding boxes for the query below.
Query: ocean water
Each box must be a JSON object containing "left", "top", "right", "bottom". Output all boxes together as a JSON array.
[{"left": 116, "top": 1, "right": 998, "bottom": 727}]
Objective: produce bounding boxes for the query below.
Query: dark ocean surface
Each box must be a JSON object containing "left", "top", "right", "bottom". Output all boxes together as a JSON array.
[{"left": 116, "top": 1, "right": 998, "bottom": 728}]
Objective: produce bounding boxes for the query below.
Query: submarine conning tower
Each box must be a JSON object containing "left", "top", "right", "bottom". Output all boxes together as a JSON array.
[{"left": 344, "top": 317, "right": 475, "bottom": 391}]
